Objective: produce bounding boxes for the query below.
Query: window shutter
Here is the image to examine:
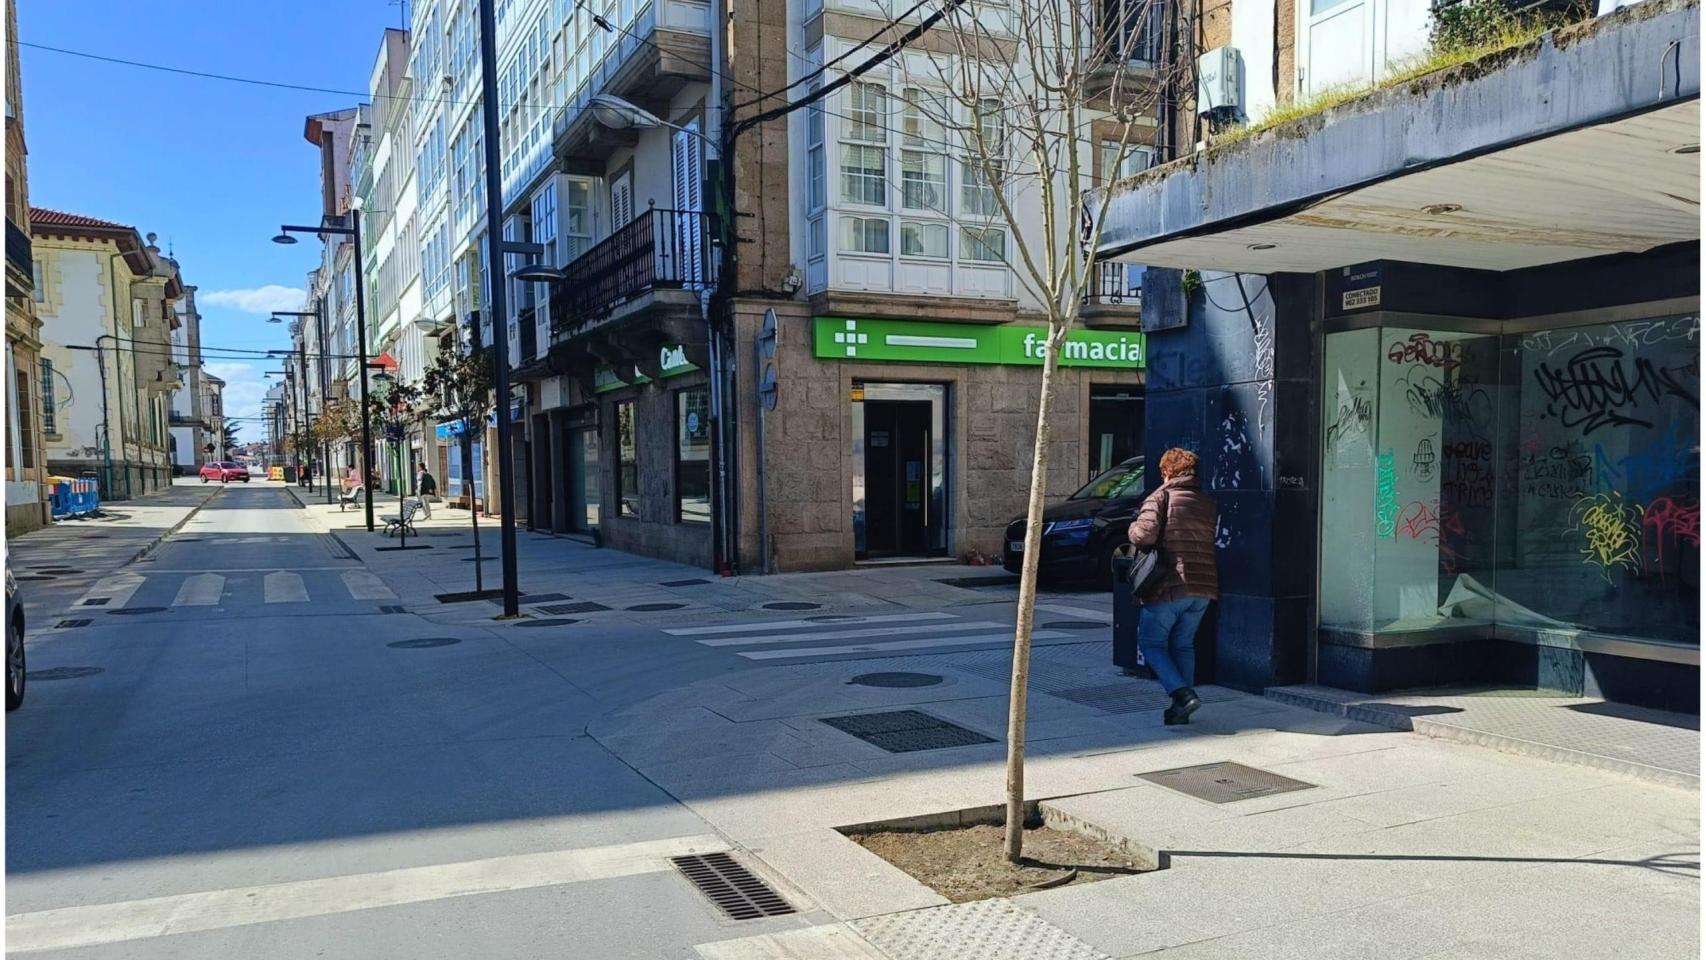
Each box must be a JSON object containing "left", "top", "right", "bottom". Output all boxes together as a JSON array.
[{"left": 671, "top": 123, "right": 704, "bottom": 287}]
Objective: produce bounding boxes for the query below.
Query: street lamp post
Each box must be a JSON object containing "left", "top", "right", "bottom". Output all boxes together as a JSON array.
[{"left": 274, "top": 208, "right": 375, "bottom": 531}]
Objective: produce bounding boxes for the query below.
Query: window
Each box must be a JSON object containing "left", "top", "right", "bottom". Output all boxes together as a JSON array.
[
  {"left": 975, "top": 98, "right": 1005, "bottom": 150},
  {"left": 900, "top": 221, "right": 948, "bottom": 258},
  {"left": 13, "top": 367, "right": 33, "bottom": 470},
  {"left": 961, "top": 225, "right": 1007, "bottom": 262},
  {"left": 962, "top": 161, "right": 1002, "bottom": 217},
  {"left": 900, "top": 150, "right": 945, "bottom": 211},
  {"left": 901, "top": 87, "right": 945, "bottom": 146},
  {"left": 616, "top": 400, "right": 638, "bottom": 517},
  {"left": 39, "top": 358, "right": 54, "bottom": 434},
  {"left": 610, "top": 170, "right": 633, "bottom": 228},
  {"left": 845, "top": 83, "right": 886, "bottom": 143},
  {"left": 1100, "top": 141, "right": 1156, "bottom": 184},
  {"left": 31, "top": 258, "right": 42, "bottom": 302},
  {"left": 841, "top": 216, "right": 889, "bottom": 254},
  {"left": 840, "top": 144, "right": 886, "bottom": 206},
  {"left": 806, "top": 82, "right": 825, "bottom": 211},
  {"left": 675, "top": 389, "right": 710, "bottom": 523},
  {"left": 563, "top": 179, "right": 592, "bottom": 259}
]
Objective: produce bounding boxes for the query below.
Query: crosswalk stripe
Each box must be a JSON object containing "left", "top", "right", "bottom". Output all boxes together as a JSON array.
[
  {"left": 698, "top": 620, "right": 1001, "bottom": 648},
  {"left": 737, "top": 630, "right": 1066, "bottom": 661},
  {"left": 664, "top": 611, "right": 956, "bottom": 637},
  {"left": 340, "top": 570, "right": 397, "bottom": 601},
  {"left": 262, "top": 571, "right": 308, "bottom": 604},
  {"left": 4, "top": 833, "right": 729, "bottom": 954},
  {"left": 1036, "top": 603, "right": 1112, "bottom": 623},
  {"left": 81, "top": 572, "right": 145, "bottom": 610},
  {"left": 171, "top": 574, "right": 224, "bottom": 607}
]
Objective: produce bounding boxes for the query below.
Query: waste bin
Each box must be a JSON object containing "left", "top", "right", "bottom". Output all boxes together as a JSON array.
[
  {"left": 1110, "top": 548, "right": 1151, "bottom": 677},
  {"left": 283, "top": 465, "right": 298, "bottom": 484}
]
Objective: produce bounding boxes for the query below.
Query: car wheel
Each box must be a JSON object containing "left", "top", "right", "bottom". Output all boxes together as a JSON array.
[{"left": 7, "top": 614, "right": 24, "bottom": 711}]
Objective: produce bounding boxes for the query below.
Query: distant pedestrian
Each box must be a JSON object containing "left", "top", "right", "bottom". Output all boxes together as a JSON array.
[
  {"left": 413, "top": 464, "right": 437, "bottom": 519},
  {"left": 345, "top": 465, "right": 361, "bottom": 493},
  {"left": 1127, "top": 448, "right": 1220, "bottom": 726}
]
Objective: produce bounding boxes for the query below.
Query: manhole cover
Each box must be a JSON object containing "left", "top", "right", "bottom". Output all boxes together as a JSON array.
[
  {"left": 848, "top": 672, "right": 944, "bottom": 688},
  {"left": 55, "top": 619, "right": 93, "bottom": 629},
  {"left": 539, "top": 601, "right": 609, "bottom": 615},
  {"left": 671, "top": 852, "right": 794, "bottom": 920},
  {"left": 513, "top": 618, "right": 580, "bottom": 627},
  {"left": 627, "top": 602, "right": 685, "bottom": 611},
  {"left": 660, "top": 578, "right": 711, "bottom": 587},
  {"left": 762, "top": 601, "right": 821, "bottom": 611},
  {"left": 109, "top": 607, "right": 166, "bottom": 615},
  {"left": 81, "top": 598, "right": 111, "bottom": 606},
  {"left": 1136, "top": 761, "right": 1316, "bottom": 804},
  {"left": 1041, "top": 621, "right": 1104, "bottom": 631},
  {"left": 29, "top": 667, "right": 104, "bottom": 681},
  {"left": 821, "top": 710, "right": 996, "bottom": 753},
  {"left": 387, "top": 638, "right": 462, "bottom": 649}
]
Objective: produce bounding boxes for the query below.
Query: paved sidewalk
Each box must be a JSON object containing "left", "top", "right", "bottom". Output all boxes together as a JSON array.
[
  {"left": 587, "top": 640, "right": 1699, "bottom": 960},
  {"left": 282, "top": 485, "right": 1098, "bottom": 628},
  {"left": 7, "top": 479, "right": 224, "bottom": 632}
]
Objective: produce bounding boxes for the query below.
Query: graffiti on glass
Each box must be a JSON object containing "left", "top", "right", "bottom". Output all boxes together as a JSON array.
[
  {"left": 1592, "top": 420, "right": 1699, "bottom": 501},
  {"left": 1569, "top": 491, "right": 1645, "bottom": 581},
  {"left": 1386, "top": 332, "right": 1462, "bottom": 369},
  {"left": 1521, "top": 315, "right": 1699, "bottom": 356},
  {"left": 1399, "top": 368, "right": 1494, "bottom": 429},
  {"left": 1375, "top": 448, "right": 1398, "bottom": 538},
  {"left": 1519, "top": 440, "right": 1593, "bottom": 501},
  {"left": 1411, "top": 438, "right": 1436, "bottom": 481},
  {"left": 1641, "top": 497, "right": 1702, "bottom": 577},
  {"left": 1532, "top": 346, "right": 1697, "bottom": 435}
]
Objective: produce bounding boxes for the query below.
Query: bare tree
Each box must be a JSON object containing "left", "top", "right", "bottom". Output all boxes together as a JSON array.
[
  {"left": 421, "top": 346, "right": 495, "bottom": 592},
  {"left": 893, "top": 0, "right": 1176, "bottom": 860}
]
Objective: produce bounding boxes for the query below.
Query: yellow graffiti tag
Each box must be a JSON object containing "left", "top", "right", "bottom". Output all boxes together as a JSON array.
[{"left": 1570, "top": 492, "right": 1644, "bottom": 581}]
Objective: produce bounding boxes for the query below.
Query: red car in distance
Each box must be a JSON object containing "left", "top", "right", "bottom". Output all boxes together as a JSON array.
[{"left": 200, "top": 461, "right": 250, "bottom": 483}]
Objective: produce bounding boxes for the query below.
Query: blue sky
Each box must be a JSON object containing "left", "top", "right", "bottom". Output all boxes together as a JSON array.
[{"left": 17, "top": 0, "right": 404, "bottom": 436}]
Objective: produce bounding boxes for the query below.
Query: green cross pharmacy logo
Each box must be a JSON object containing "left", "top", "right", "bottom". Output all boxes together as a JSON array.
[{"left": 831, "top": 320, "right": 870, "bottom": 357}]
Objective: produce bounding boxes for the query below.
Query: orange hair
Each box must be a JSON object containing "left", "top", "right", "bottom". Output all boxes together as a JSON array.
[{"left": 1158, "top": 448, "right": 1199, "bottom": 479}]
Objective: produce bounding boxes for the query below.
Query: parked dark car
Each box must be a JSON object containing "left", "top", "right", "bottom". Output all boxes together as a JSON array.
[
  {"left": 7, "top": 567, "right": 24, "bottom": 711},
  {"left": 1002, "top": 457, "right": 1147, "bottom": 586}
]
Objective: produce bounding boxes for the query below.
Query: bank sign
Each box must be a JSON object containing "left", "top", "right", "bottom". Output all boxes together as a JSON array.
[
  {"left": 592, "top": 344, "right": 699, "bottom": 393},
  {"left": 812, "top": 317, "right": 1144, "bottom": 369}
]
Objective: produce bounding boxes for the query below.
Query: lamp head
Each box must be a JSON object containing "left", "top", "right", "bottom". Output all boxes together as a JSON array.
[
  {"left": 590, "top": 94, "right": 663, "bottom": 131},
  {"left": 510, "top": 264, "right": 567, "bottom": 283},
  {"left": 272, "top": 231, "right": 298, "bottom": 245}
]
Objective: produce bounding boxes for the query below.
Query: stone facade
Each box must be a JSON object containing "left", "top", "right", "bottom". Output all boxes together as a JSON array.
[{"left": 5, "top": 0, "right": 47, "bottom": 534}]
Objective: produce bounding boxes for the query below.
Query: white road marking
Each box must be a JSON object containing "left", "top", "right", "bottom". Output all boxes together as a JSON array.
[
  {"left": 697, "top": 924, "right": 889, "bottom": 960},
  {"left": 664, "top": 611, "right": 956, "bottom": 637},
  {"left": 171, "top": 574, "right": 224, "bottom": 607},
  {"left": 738, "top": 630, "right": 1070, "bottom": 660},
  {"left": 80, "top": 572, "right": 144, "bottom": 610},
  {"left": 340, "top": 570, "right": 397, "bottom": 601},
  {"left": 698, "top": 620, "right": 1001, "bottom": 648},
  {"left": 262, "top": 571, "right": 308, "bottom": 604},
  {"left": 1036, "top": 603, "right": 1113, "bottom": 623},
  {"left": 5, "top": 833, "right": 728, "bottom": 954}
]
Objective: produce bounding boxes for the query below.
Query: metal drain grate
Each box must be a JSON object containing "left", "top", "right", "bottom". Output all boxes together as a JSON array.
[
  {"left": 378, "top": 605, "right": 407, "bottom": 614},
  {"left": 848, "top": 672, "right": 944, "bottom": 688},
  {"left": 108, "top": 607, "right": 166, "bottom": 615},
  {"left": 628, "top": 602, "right": 686, "bottom": 612},
  {"left": 821, "top": 709, "right": 997, "bottom": 753},
  {"left": 671, "top": 852, "right": 795, "bottom": 920},
  {"left": 513, "top": 618, "right": 580, "bottom": 627},
  {"left": 660, "top": 578, "right": 711, "bottom": 587},
  {"left": 1136, "top": 761, "right": 1316, "bottom": 804},
  {"left": 55, "top": 619, "right": 93, "bottom": 629},
  {"left": 387, "top": 638, "right": 462, "bottom": 649},
  {"left": 762, "top": 601, "right": 821, "bottom": 611},
  {"left": 81, "top": 598, "right": 111, "bottom": 606},
  {"left": 539, "top": 601, "right": 609, "bottom": 615}
]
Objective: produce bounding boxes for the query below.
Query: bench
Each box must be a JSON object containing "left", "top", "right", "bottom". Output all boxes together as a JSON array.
[
  {"left": 338, "top": 485, "right": 366, "bottom": 511},
  {"left": 381, "top": 498, "right": 421, "bottom": 538}
]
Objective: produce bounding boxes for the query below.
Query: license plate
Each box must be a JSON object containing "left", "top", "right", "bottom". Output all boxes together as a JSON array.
[{"left": 1008, "top": 540, "right": 1024, "bottom": 553}]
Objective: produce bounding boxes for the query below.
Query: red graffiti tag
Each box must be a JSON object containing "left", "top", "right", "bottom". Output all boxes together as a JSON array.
[
  {"left": 1395, "top": 499, "right": 1465, "bottom": 544},
  {"left": 1642, "top": 496, "right": 1701, "bottom": 575},
  {"left": 1387, "top": 333, "right": 1463, "bottom": 369}
]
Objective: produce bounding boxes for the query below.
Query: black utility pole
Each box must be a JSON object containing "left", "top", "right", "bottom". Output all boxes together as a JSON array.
[{"left": 477, "top": 0, "right": 521, "bottom": 617}]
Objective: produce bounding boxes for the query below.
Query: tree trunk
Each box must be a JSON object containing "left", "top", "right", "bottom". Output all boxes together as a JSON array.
[{"left": 1005, "top": 319, "right": 1066, "bottom": 863}]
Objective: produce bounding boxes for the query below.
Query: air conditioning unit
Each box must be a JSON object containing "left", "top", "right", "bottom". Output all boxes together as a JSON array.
[{"left": 1197, "top": 47, "right": 1242, "bottom": 117}]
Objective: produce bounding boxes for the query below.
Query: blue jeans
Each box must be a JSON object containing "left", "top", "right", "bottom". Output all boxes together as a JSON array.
[{"left": 1138, "top": 597, "right": 1210, "bottom": 694}]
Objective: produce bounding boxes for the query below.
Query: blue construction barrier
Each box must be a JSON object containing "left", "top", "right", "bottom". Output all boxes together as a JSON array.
[{"left": 48, "top": 477, "right": 100, "bottom": 520}]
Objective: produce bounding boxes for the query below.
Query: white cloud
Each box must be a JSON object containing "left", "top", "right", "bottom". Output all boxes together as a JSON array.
[
  {"left": 200, "top": 285, "right": 307, "bottom": 315},
  {"left": 203, "top": 362, "right": 271, "bottom": 435}
]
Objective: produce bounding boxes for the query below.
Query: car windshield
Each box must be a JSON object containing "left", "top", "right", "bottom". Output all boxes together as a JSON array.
[{"left": 1069, "top": 459, "right": 1144, "bottom": 500}]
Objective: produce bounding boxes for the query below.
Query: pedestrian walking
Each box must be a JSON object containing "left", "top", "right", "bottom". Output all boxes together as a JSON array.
[
  {"left": 413, "top": 464, "right": 437, "bottom": 519},
  {"left": 1127, "top": 448, "right": 1220, "bottom": 726}
]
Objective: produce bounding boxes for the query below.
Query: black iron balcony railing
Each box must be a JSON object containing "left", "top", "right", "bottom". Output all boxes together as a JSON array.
[
  {"left": 551, "top": 206, "right": 714, "bottom": 334},
  {"left": 6, "top": 218, "right": 33, "bottom": 289},
  {"left": 1084, "top": 260, "right": 1143, "bottom": 307},
  {"left": 1101, "top": 0, "right": 1167, "bottom": 64}
]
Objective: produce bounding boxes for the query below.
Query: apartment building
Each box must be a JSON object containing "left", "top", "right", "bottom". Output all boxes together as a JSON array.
[
  {"left": 1099, "top": 0, "right": 1700, "bottom": 710},
  {"left": 32, "top": 210, "right": 183, "bottom": 499},
  {"left": 5, "top": 0, "right": 48, "bottom": 532},
  {"left": 168, "top": 285, "right": 213, "bottom": 473}
]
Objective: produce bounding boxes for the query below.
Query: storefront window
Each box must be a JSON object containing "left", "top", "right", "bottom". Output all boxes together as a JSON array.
[
  {"left": 616, "top": 400, "right": 638, "bottom": 518},
  {"left": 1319, "top": 316, "right": 1699, "bottom": 649},
  {"left": 676, "top": 389, "right": 710, "bottom": 523}
]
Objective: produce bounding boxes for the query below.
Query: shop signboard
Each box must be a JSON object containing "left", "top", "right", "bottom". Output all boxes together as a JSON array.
[
  {"left": 812, "top": 317, "right": 1144, "bottom": 369},
  {"left": 592, "top": 344, "right": 700, "bottom": 393}
]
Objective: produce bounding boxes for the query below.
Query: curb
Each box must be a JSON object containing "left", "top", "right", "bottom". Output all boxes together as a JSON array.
[
  {"left": 131, "top": 486, "right": 223, "bottom": 564},
  {"left": 1265, "top": 687, "right": 1699, "bottom": 790}
]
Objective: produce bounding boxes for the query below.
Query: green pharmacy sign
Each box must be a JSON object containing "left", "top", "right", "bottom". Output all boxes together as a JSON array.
[{"left": 812, "top": 317, "right": 1144, "bottom": 369}]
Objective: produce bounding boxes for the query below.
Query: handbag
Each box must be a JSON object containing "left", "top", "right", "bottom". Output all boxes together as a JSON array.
[{"left": 1125, "top": 490, "right": 1172, "bottom": 601}]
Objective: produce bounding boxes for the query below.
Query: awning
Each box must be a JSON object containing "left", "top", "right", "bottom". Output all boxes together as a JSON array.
[{"left": 1099, "top": 0, "right": 1700, "bottom": 275}]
